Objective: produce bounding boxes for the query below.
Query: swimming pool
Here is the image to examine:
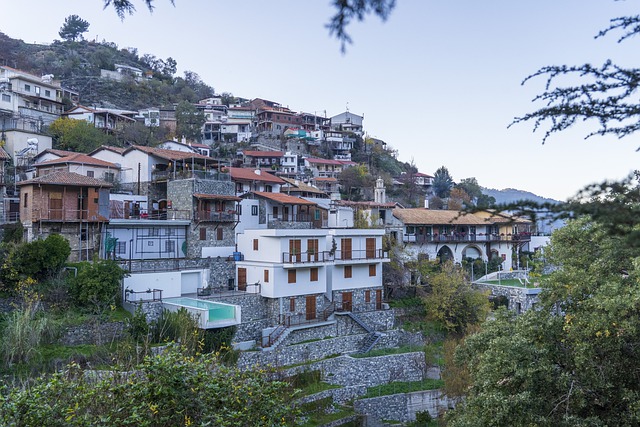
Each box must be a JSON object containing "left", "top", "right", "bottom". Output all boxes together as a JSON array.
[{"left": 163, "top": 297, "right": 240, "bottom": 328}]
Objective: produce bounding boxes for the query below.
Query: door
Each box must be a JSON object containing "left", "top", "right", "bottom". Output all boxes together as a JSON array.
[
  {"left": 342, "top": 292, "right": 352, "bottom": 312},
  {"left": 376, "top": 289, "right": 383, "bottom": 310},
  {"left": 306, "top": 295, "right": 317, "bottom": 320},
  {"left": 49, "top": 192, "right": 63, "bottom": 220},
  {"left": 289, "top": 239, "right": 301, "bottom": 263},
  {"left": 341, "top": 238, "right": 352, "bottom": 260},
  {"left": 307, "top": 238, "right": 318, "bottom": 262},
  {"left": 366, "top": 237, "right": 376, "bottom": 259},
  {"left": 180, "top": 272, "right": 200, "bottom": 295},
  {"left": 283, "top": 206, "right": 290, "bottom": 221},
  {"left": 237, "top": 268, "right": 247, "bottom": 291}
]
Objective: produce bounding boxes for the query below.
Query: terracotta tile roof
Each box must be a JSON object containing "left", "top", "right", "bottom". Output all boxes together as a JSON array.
[
  {"left": 36, "top": 153, "right": 120, "bottom": 168},
  {"left": 193, "top": 193, "right": 241, "bottom": 201},
  {"left": 280, "top": 178, "right": 325, "bottom": 194},
  {"left": 228, "top": 167, "right": 285, "bottom": 184},
  {"left": 0, "top": 147, "right": 10, "bottom": 160},
  {"left": 18, "top": 171, "right": 113, "bottom": 187},
  {"left": 338, "top": 200, "right": 399, "bottom": 209},
  {"left": 129, "top": 145, "right": 211, "bottom": 161},
  {"left": 392, "top": 208, "right": 529, "bottom": 225},
  {"left": 43, "top": 149, "right": 79, "bottom": 157},
  {"left": 305, "top": 157, "right": 356, "bottom": 166},
  {"left": 89, "top": 145, "right": 127, "bottom": 155},
  {"left": 242, "top": 150, "right": 284, "bottom": 157},
  {"left": 249, "top": 191, "right": 317, "bottom": 206}
]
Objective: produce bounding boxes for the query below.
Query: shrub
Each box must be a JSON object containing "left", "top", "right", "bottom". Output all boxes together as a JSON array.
[
  {"left": 68, "top": 259, "right": 128, "bottom": 313},
  {"left": 0, "top": 300, "right": 56, "bottom": 366}
]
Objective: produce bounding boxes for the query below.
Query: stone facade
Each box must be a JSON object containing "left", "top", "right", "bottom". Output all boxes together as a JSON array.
[
  {"left": 167, "top": 178, "right": 237, "bottom": 257},
  {"left": 59, "top": 321, "right": 126, "bottom": 346},
  {"left": 354, "top": 389, "right": 452, "bottom": 422},
  {"left": 29, "top": 222, "right": 101, "bottom": 262},
  {"left": 474, "top": 282, "right": 542, "bottom": 313}
]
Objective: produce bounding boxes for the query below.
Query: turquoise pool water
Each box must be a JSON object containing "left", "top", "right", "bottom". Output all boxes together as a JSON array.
[{"left": 163, "top": 297, "right": 236, "bottom": 322}]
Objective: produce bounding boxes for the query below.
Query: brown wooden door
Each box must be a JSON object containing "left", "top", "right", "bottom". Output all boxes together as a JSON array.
[
  {"left": 376, "top": 289, "right": 382, "bottom": 310},
  {"left": 237, "top": 268, "right": 247, "bottom": 291},
  {"left": 366, "top": 237, "right": 376, "bottom": 259},
  {"left": 49, "top": 193, "right": 63, "bottom": 220},
  {"left": 283, "top": 206, "right": 289, "bottom": 221},
  {"left": 341, "top": 238, "right": 352, "bottom": 260},
  {"left": 307, "top": 238, "right": 318, "bottom": 262},
  {"left": 306, "top": 295, "right": 316, "bottom": 320},
  {"left": 289, "top": 239, "right": 301, "bottom": 262},
  {"left": 342, "top": 292, "right": 352, "bottom": 312}
]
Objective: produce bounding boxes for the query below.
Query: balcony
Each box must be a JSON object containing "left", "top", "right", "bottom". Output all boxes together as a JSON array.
[
  {"left": 195, "top": 210, "right": 237, "bottom": 222},
  {"left": 403, "top": 233, "right": 532, "bottom": 244},
  {"left": 32, "top": 208, "right": 107, "bottom": 222},
  {"left": 152, "top": 169, "right": 230, "bottom": 183},
  {"left": 110, "top": 209, "right": 191, "bottom": 221},
  {"left": 282, "top": 248, "right": 389, "bottom": 265}
]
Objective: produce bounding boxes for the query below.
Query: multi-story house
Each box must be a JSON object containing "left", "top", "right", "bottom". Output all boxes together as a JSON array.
[
  {"left": 235, "top": 228, "right": 389, "bottom": 326},
  {"left": 303, "top": 157, "right": 356, "bottom": 179},
  {"left": 229, "top": 167, "right": 284, "bottom": 196},
  {"left": 240, "top": 150, "right": 284, "bottom": 169},
  {"left": 19, "top": 171, "right": 111, "bottom": 261},
  {"left": 250, "top": 98, "right": 302, "bottom": 135},
  {"left": 240, "top": 191, "right": 324, "bottom": 229},
  {"left": 64, "top": 105, "right": 137, "bottom": 134},
  {"left": 393, "top": 208, "right": 532, "bottom": 270},
  {"left": 324, "top": 130, "right": 354, "bottom": 161},
  {"left": 279, "top": 152, "right": 299, "bottom": 176},
  {"left": 0, "top": 66, "right": 59, "bottom": 162},
  {"left": 0, "top": 146, "right": 19, "bottom": 224},
  {"left": 35, "top": 153, "right": 120, "bottom": 184},
  {"left": 330, "top": 111, "right": 364, "bottom": 136}
]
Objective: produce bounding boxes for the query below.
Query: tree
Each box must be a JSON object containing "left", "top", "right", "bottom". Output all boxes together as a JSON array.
[
  {"left": 422, "top": 261, "right": 490, "bottom": 335},
  {"left": 447, "top": 217, "right": 640, "bottom": 426},
  {"left": 58, "top": 15, "right": 90, "bottom": 42},
  {"left": 456, "top": 178, "right": 482, "bottom": 202},
  {"left": 0, "top": 345, "right": 298, "bottom": 426},
  {"left": 338, "top": 164, "right": 373, "bottom": 200},
  {"left": 48, "top": 117, "right": 115, "bottom": 152},
  {"left": 69, "top": 259, "right": 129, "bottom": 314},
  {"left": 432, "top": 166, "right": 454, "bottom": 199},
  {"left": 512, "top": 13, "right": 640, "bottom": 145},
  {"left": 175, "top": 100, "right": 205, "bottom": 142},
  {"left": 448, "top": 187, "right": 472, "bottom": 210}
]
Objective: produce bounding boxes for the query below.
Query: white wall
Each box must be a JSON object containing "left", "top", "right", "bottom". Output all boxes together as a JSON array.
[{"left": 123, "top": 269, "right": 208, "bottom": 299}]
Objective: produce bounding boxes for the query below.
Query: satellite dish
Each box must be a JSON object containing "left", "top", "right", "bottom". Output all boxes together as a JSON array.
[{"left": 26, "top": 138, "right": 38, "bottom": 147}]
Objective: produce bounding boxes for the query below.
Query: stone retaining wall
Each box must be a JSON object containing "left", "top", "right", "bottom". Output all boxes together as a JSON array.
[
  {"left": 354, "top": 389, "right": 451, "bottom": 422},
  {"left": 60, "top": 321, "right": 126, "bottom": 346},
  {"left": 474, "top": 282, "right": 542, "bottom": 313}
]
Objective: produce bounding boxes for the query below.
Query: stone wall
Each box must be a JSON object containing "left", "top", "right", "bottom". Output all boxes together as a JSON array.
[
  {"left": 122, "top": 257, "right": 211, "bottom": 273},
  {"left": 59, "top": 321, "right": 126, "bottom": 346},
  {"left": 354, "top": 389, "right": 451, "bottom": 422},
  {"left": 206, "top": 293, "right": 268, "bottom": 342},
  {"left": 474, "top": 282, "right": 542, "bottom": 313}
]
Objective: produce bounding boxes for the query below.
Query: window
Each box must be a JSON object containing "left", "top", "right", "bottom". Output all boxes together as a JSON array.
[
  {"left": 265, "top": 185, "right": 272, "bottom": 192},
  {"left": 45, "top": 89, "right": 51, "bottom": 97},
  {"left": 104, "top": 172, "right": 115, "bottom": 182},
  {"left": 23, "top": 193, "right": 28, "bottom": 208},
  {"left": 365, "top": 290, "right": 371, "bottom": 303},
  {"left": 200, "top": 227, "right": 206, "bottom": 240},
  {"left": 1, "top": 94, "right": 10, "bottom": 102},
  {"left": 253, "top": 239, "right": 259, "bottom": 251},
  {"left": 290, "top": 297, "right": 296, "bottom": 312},
  {"left": 24, "top": 84, "right": 31, "bottom": 92},
  {"left": 165, "top": 240, "right": 175, "bottom": 253},
  {"left": 288, "top": 269, "right": 297, "bottom": 284},
  {"left": 341, "top": 238, "right": 352, "bottom": 260},
  {"left": 310, "top": 267, "right": 318, "bottom": 282},
  {"left": 264, "top": 269, "right": 269, "bottom": 283},
  {"left": 216, "top": 227, "right": 223, "bottom": 241},
  {"left": 86, "top": 171, "right": 94, "bottom": 177},
  {"left": 148, "top": 228, "right": 160, "bottom": 236},
  {"left": 115, "top": 241, "right": 127, "bottom": 255},
  {"left": 251, "top": 205, "right": 258, "bottom": 216},
  {"left": 366, "top": 238, "right": 376, "bottom": 258},
  {"left": 369, "top": 264, "right": 376, "bottom": 277},
  {"left": 344, "top": 265, "right": 352, "bottom": 279}
]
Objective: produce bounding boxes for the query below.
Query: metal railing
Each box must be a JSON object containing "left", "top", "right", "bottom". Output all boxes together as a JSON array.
[
  {"left": 403, "top": 233, "right": 532, "bottom": 243},
  {"left": 263, "top": 324, "right": 287, "bottom": 348},
  {"left": 194, "top": 210, "right": 237, "bottom": 222},
  {"left": 152, "top": 170, "right": 230, "bottom": 182},
  {"left": 281, "top": 251, "right": 329, "bottom": 264},
  {"left": 281, "top": 249, "right": 389, "bottom": 263},
  {"left": 334, "top": 248, "right": 389, "bottom": 261},
  {"left": 110, "top": 209, "right": 191, "bottom": 220},
  {"left": 267, "top": 213, "right": 312, "bottom": 223},
  {"left": 32, "top": 208, "right": 106, "bottom": 222},
  {"left": 0, "top": 212, "right": 20, "bottom": 223},
  {"left": 124, "top": 288, "right": 163, "bottom": 303}
]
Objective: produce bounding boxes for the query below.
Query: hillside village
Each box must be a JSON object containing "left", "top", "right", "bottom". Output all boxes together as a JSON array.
[{"left": 0, "top": 47, "right": 546, "bottom": 424}]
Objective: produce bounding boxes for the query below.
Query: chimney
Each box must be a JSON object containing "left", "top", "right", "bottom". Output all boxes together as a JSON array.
[
  {"left": 255, "top": 169, "right": 261, "bottom": 175},
  {"left": 424, "top": 198, "right": 429, "bottom": 209}
]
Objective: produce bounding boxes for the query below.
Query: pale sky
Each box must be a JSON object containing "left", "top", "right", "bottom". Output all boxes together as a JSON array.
[{"left": 3, "top": 0, "right": 639, "bottom": 201}]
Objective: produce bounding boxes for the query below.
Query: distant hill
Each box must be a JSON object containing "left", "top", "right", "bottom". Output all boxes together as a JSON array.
[{"left": 482, "top": 188, "right": 564, "bottom": 235}]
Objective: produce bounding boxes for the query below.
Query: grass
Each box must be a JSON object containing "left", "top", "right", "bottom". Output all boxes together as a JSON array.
[
  {"left": 363, "top": 379, "right": 445, "bottom": 398},
  {"left": 351, "top": 345, "right": 424, "bottom": 359},
  {"left": 298, "top": 405, "right": 357, "bottom": 427}
]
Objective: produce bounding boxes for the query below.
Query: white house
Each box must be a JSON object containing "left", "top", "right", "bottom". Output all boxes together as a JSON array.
[{"left": 235, "top": 228, "right": 389, "bottom": 323}]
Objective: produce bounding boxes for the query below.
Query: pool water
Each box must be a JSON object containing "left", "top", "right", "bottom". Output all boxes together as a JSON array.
[{"left": 163, "top": 297, "right": 236, "bottom": 322}]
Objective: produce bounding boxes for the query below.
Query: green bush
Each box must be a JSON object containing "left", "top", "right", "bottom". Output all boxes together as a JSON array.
[{"left": 68, "top": 259, "right": 128, "bottom": 313}]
